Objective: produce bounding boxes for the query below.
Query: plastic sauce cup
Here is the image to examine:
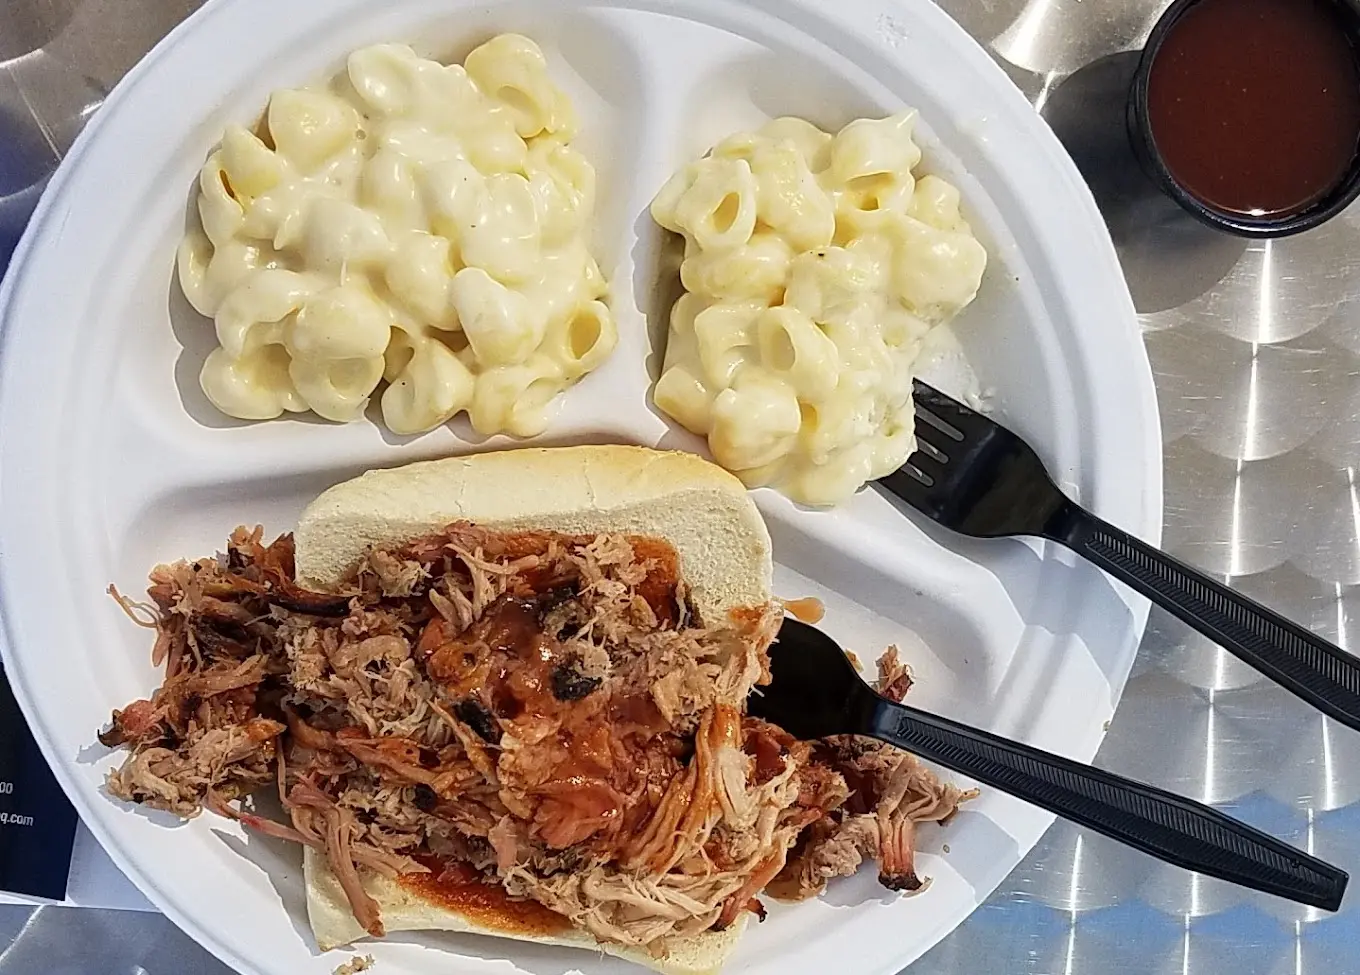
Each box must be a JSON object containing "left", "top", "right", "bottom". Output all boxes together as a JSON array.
[{"left": 1128, "top": 0, "right": 1360, "bottom": 238}]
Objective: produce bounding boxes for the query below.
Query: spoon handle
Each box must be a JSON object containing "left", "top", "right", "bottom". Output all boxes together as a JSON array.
[{"left": 867, "top": 697, "right": 1347, "bottom": 910}]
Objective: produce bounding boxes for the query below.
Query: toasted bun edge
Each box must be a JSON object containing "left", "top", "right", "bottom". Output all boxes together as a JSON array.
[{"left": 294, "top": 445, "right": 774, "bottom": 624}]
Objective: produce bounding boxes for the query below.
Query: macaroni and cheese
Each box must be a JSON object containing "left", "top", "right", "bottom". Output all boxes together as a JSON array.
[
  {"left": 650, "top": 113, "right": 987, "bottom": 504},
  {"left": 178, "top": 35, "right": 616, "bottom": 436}
]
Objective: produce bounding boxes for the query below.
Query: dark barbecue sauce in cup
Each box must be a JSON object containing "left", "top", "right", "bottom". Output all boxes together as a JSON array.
[{"left": 1141, "top": 0, "right": 1360, "bottom": 229}]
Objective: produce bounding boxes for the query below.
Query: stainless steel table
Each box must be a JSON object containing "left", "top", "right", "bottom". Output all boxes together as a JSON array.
[{"left": 4, "top": 0, "right": 1359, "bottom": 971}]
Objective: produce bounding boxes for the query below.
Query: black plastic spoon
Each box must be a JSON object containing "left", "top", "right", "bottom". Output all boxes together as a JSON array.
[{"left": 752, "top": 618, "right": 1348, "bottom": 911}]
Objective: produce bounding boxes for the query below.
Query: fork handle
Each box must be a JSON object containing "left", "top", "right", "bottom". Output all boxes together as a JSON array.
[
  {"left": 867, "top": 697, "right": 1347, "bottom": 910},
  {"left": 1050, "top": 506, "right": 1360, "bottom": 733}
]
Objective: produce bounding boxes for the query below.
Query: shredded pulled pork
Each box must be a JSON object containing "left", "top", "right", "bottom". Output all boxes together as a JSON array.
[
  {"left": 101, "top": 523, "right": 970, "bottom": 950},
  {"left": 768, "top": 651, "right": 977, "bottom": 899},
  {"left": 333, "top": 955, "right": 374, "bottom": 975}
]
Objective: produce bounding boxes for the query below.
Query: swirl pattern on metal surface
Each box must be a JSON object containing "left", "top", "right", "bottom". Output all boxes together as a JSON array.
[{"left": 915, "top": 2, "right": 1360, "bottom": 971}]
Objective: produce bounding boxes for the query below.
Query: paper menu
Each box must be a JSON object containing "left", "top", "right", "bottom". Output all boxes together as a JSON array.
[{"left": 0, "top": 665, "right": 77, "bottom": 900}]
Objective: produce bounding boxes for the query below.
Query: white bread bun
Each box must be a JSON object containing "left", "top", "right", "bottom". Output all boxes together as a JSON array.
[
  {"left": 305, "top": 847, "right": 747, "bottom": 975},
  {"left": 294, "top": 445, "right": 773, "bottom": 973},
  {"left": 295, "top": 445, "right": 773, "bottom": 624}
]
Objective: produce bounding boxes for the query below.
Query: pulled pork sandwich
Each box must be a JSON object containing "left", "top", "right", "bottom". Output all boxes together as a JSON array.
[{"left": 99, "top": 446, "right": 972, "bottom": 974}]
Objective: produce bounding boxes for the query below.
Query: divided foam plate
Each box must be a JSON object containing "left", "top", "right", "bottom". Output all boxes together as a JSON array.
[{"left": 0, "top": 2, "right": 1160, "bottom": 974}]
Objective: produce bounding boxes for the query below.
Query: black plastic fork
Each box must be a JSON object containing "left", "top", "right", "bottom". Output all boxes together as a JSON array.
[{"left": 878, "top": 379, "right": 1360, "bottom": 734}]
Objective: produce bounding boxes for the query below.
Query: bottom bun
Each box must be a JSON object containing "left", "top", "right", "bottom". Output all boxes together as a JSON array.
[{"left": 306, "top": 849, "right": 747, "bottom": 975}]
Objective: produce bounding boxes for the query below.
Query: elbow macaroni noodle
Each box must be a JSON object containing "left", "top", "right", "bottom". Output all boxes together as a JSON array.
[
  {"left": 178, "top": 35, "right": 616, "bottom": 436},
  {"left": 650, "top": 113, "right": 987, "bottom": 505}
]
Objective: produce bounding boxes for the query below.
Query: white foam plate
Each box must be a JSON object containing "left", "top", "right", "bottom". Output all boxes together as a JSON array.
[{"left": 0, "top": 1, "right": 1160, "bottom": 973}]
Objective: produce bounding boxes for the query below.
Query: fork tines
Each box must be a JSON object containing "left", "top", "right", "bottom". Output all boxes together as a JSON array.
[{"left": 904, "top": 380, "right": 966, "bottom": 485}]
